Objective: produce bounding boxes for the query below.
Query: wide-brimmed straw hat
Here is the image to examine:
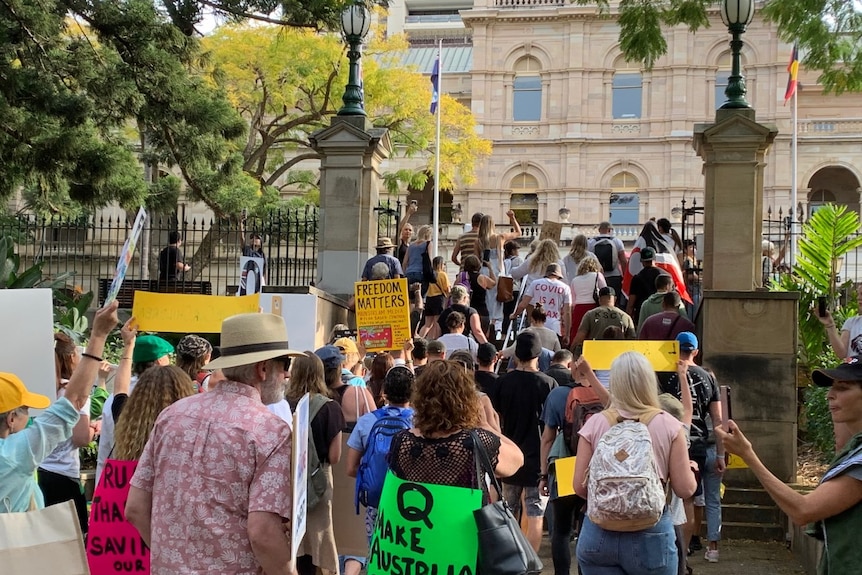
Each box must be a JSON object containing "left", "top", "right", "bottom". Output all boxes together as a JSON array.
[{"left": 205, "top": 313, "right": 303, "bottom": 370}]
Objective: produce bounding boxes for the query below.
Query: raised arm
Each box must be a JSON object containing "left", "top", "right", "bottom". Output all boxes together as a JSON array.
[
  {"left": 499, "top": 210, "right": 522, "bottom": 242},
  {"left": 66, "top": 303, "right": 119, "bottom": 410},
  {"left": 818, "top": 311, "right": 850, "bottom": 359}
]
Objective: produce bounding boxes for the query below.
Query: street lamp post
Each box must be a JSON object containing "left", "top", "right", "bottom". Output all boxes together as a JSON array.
[
  {"left": 719, "top": 0, "right": 755, "bottom": 109},
  {"left": 337, "top": 1, "right": 371, "bottom": 117}
]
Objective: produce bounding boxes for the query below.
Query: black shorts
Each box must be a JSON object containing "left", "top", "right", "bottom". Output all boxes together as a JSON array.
[{"left": 425, "top": 295, "right": 445, "bottom": 316}]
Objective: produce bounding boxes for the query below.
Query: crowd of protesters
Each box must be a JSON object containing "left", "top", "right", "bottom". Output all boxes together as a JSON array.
[{"left": 2, "top": 211, "right": 861, "bottom": 575}]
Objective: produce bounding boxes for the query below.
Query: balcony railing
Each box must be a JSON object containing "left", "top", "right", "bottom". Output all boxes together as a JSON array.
[
  {"left": 798, "top": 118, "right": 862, "bottom": 137},
  {"left": 495, "top": 0, "right": 565, "bottom": 7}
]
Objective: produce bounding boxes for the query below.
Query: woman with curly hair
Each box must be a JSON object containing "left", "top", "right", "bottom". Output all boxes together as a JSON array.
[
  {"left": 388, "top": 360, "right": 523, "bottom": 496},
  {"left": 113, "top": 366, "right": 196, "bottom": 460},
  {"left": 175, "top": 334, "right": 212, "bottom": 392},
  {"left": 286, "top": 352, "right": 345, "bottom": 575}
]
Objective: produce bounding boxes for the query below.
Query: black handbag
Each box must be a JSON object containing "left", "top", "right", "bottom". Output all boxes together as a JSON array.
[
  {"left": 592, "top": 273, "right": 600, "bottom": 305},
  {"left": 421, "top": 241, "right": 438, "bottom": 284},
  {"left": 470, "top": 431, "right": 543, "bottom": 575}
]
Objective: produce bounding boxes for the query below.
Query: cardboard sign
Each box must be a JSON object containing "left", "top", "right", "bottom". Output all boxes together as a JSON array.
[
  {"left": 132, "top": 292, "right": 260, "bottom": 333},
  {"left": 726, "top": 454, "right": 749, "bottom": 469},
  {"left": 86, "top": 459, "right": 150, "bottom": 574},
  {"left": 539, "top": 221, "right": 562, "bottom": 242},
  {"left": 553, "top": 456, "right": 577, "bottom": 497},
  {"left": 354, "top": 279, "right": 411, "bottom": 351},
  {"left": 238, "top": 256, "right": 265, "bottom": 296},
  {"left": 290, "top": 394, "right": 310, "bottom": 571},
  {"left": 104, "top": 207, "right": 147, "bottom": 307},
  {"left": 0, "top": 289, "right": 56, "bottom": 406},
  {"left": 583, "top": 340, "right": 680, "bottom": 372},
  {"left": 367, "top": 471, "right": 482, "bottom": 575}
]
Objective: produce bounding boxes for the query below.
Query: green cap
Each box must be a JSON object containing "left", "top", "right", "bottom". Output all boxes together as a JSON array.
[{"left": 133, "top": 335, "right": 174, "bottom": 364}]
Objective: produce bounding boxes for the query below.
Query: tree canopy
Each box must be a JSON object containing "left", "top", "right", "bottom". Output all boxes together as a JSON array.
[{"left": 584, "top": 0, "right": 862, "bottom": 93}]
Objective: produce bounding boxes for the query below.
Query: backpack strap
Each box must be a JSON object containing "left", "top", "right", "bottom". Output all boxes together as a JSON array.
[
  {"left": 602, "top": 407, "right": 663, "bottom": 426},
  {"left": 308, "top": 393, "right": 329, "bottom": 422}
]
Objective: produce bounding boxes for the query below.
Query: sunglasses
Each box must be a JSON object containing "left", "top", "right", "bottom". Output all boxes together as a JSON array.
[{"left": 273, "top": 356, "right": 292, "bottom": 372}]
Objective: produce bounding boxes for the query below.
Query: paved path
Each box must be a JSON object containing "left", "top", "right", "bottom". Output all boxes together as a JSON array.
[{"left": 539, "top": 539, "right": 807, "bottom": 574}]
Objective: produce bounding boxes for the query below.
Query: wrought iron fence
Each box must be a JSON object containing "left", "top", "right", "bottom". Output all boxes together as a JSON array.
[{"left": 0, "top": 207, "right": 319, "bottom": 305}]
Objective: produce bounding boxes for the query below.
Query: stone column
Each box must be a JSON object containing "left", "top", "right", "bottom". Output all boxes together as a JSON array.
[
  {"left": 310, "top": 117, "right": 391, "bottom": 297},
  {"left": 693, "top": 109, "right": 777, "bottom": 291}
]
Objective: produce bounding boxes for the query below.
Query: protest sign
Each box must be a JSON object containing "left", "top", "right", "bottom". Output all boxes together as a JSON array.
[
  {"left": 0, "top": 289, "right": 55, "bottom": 405},
  {"left": 290, "top": 393, "right": 310, "bottom": 570},
  {"left": 104, "top": 207, "right": 147, "bottom": 307},
  {"left": 259, "top": 292, "right": 318, "bottom": 352},
  {"left": 132, "top": 292, "right": 260, "bottom": 333},
  {"left": 726, "top": 454, "right": 749, "bottom": 469},
  {"left": 238, "top": 256, "right": 265, "bottom": 296},
  {"left": 354, "top": 278, "right": 411, "bottom": 351},
  {"left": 539, "top": 221, "right": 562, "bottom": 242},
  {"left": 583, "top": 340, "right": 679, "bottom": 372},
  {"left": 553, "top": 456, "right": 577, "bottom": 497},
  {"left": 366, "top": 471, "right": 482, "bottom": 575},
  {"left": 86, "top": 459, "right": 150, "bottom": 575}
]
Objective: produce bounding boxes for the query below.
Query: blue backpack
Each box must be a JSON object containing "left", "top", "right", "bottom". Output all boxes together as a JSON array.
[{"left": 355, "top": 406, "right": 414, "bottom": 512}]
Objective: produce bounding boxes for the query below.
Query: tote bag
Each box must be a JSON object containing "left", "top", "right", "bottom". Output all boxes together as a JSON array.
[{"left": 0, "top": 499, "right": 89, "bottom": 574}]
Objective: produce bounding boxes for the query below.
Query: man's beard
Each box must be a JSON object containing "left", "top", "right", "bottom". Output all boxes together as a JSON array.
[{"left": 260, "top": 369, "right": 286, "bottom": 405}]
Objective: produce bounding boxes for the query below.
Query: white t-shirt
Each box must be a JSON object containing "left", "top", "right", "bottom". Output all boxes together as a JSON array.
[
  {"left": 39, "top": 388, "right": 90, "bottom": 479},
  {"left": 96, "top": 376, "right": 137, "bottom": 485},
  {"left": 842, "top": 316, "right": 862, "bottom": 358},
  {"left": 437, "top": 333, "right": 478, "bottom": 360},
  {"left": 570, "top": 271, "right": 607, "bottom": 306},
  {"left": 526, "top": 278, "right": 572, "bottom": 335}
]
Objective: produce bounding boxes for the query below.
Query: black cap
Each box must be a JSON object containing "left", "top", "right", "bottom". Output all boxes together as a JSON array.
[
  {"left": 812, "top": 356, "right": 862, "bottom": 387},
  {"left": 515, "top": 331, "right": 543, "bottom": 361},
  {"left": 476, "top": 343, "right": 497, "bottom": 364},
  {"left": 598, "top": 286, "right": 616, "bottom": 298}
]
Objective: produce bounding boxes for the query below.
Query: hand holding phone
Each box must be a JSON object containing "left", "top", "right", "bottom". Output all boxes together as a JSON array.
[
  {"left": 720, "top": 385, "right": 732, "bottom": 433},
  {"left": 817, "top": 296, "right": 828, "bottom": 318}
]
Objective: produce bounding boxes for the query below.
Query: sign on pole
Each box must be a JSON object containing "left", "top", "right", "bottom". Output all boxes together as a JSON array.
[
  {"left": 290, "top": 393, "right": 310, "bottom": 571},
  {"left": 354, "top": 278, "right": 411, "bottom": 351},
  {"left": 103, "top": 207, "right": 147, "bottom": 307},
  {"left": 366, "top": 471, "right": 482, "bottom": 575}
]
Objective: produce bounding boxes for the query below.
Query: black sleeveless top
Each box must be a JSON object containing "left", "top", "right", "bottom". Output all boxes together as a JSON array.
[{"left": 469, "top": 271, "right": 489, "bottom": 316}]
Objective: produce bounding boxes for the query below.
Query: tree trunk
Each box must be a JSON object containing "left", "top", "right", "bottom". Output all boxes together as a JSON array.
[{"left": 186, "top": 221, "right": 234, "bottom": 281}]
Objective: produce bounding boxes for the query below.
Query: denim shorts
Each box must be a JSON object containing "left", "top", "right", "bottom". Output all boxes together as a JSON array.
[
  {"left": 502, "top": 483, "right": 548, "bottom": 518},
  {"left": 577, "top": 510, "right": 677, "bottom": 575}
]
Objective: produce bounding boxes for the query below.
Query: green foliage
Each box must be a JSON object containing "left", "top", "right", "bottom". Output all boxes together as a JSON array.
[
  {"left": 0, "top": 236, "right": 74, "bottom": 289},
  {"left": 54, "top": 289, "right": 94, "bottom": 342},
  {"left": 382, "top": 170, "right": 429, "bottom": 196},
  {"left": 804, "top": 385, "right": 835, "bottom": 462}
]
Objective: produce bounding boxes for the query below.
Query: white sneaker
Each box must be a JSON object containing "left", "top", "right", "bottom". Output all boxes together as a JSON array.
[{"left": 704, "top": 549, "right": 719, "bottom": 563}]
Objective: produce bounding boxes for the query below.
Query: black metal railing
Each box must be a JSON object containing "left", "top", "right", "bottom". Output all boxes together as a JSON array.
[{"left": 0, "top": 207, "right": 319, "bottom": 305}]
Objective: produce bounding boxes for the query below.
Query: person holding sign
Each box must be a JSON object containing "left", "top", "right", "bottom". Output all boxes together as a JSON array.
[
  {"left": 125, "top": 313, "right": 300, "bottom": 575},
  {"left": 1, "top": 301, "right": 119, "bottom": 513}
]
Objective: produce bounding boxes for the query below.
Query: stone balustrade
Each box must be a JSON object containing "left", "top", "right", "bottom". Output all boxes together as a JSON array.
[
  {"left": 494, "top": 0, "right": 565, "bottom": 7},
  {"left": 798, "top": 118, "right": 862, "bottom": 136}
]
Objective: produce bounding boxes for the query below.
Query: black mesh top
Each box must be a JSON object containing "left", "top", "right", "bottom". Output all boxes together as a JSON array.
[{"left": 388, "top": 428, "right": 501, "bottom": 498}]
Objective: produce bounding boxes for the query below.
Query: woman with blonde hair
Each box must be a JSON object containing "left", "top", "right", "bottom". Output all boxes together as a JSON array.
[
  {"left": 403, "top": 224, "right": 435, "bottom": 295},
  {"left": 113, "top": 366, "right": 196, "bottom": 460},
  {"left": 475, "top": 211, "right": 522, "bottom": 333},
  {"left": 568, "top": 258, "right": 607, "bottom": 342},
  {"left": 286, "top": 352, "right": 345, "bottom": 575},
  {"left": 511, "top": 238, "right": 563, "bottom": 294},
  {"left": 573, "top": 352, "right": 697, "bottom": 575},
  {"left": 389, "top": 360, "right": 523, "bottom": 495},
  {"left": 563, "top": 234, "right": 599, "bottom": 284}
]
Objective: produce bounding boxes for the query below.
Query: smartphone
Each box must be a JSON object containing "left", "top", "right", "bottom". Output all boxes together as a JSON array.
[
  {"left": 720, "top": 385, "right": 732, "bottom": 432},
  {"left": 817, "top": 296, "right": 828, "bottom": 318},
  {"left": 483, "top": 249, "right": 491, "bottom": 262}
]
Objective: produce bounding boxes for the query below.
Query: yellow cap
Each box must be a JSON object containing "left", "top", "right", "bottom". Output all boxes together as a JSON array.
[
  {"left": 333, "top": 337, "right": 359, "bottom": 355},
  {"left": 0, "top": 372, "right": 51, "bottom": 412}
]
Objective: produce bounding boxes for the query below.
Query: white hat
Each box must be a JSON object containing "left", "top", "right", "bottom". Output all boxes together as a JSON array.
[{"left": 205, "top": 313, "right": 303, "bottom": 370}]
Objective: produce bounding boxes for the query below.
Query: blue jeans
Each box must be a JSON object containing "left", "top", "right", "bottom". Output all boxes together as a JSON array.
[
  {"left": 576, "top": 510, "right": 677, "bottom": 575},
  {"left": 703, "top": 446, "right": 722, "bottom": 542}
]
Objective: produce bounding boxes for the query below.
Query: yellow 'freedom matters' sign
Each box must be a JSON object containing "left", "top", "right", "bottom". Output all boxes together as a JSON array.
[
  {"left": 354, "top": 279, "right": 411, "bottom": 351},
  {"left": 132, "top": 292, "right": 260, "bottom": 333}
]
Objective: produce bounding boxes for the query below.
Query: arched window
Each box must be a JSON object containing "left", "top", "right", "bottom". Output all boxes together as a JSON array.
[
  {"left": 510, "top": 173, "right": 539, "bottom": 224},
  {"left": 513, "top": 56, "right": 542, "bottom": 122},
  {"left": 808, "top": 189, "right": 836, "bottom": 218},
  {"left": 612, "top": 70, "right": 642, "bottom": 119},
  {"left": 609, "top": 171, "right": 640, "bottom": 225},
  {"left": 715, "top": 52, "right": 731, "bottom": 110}
]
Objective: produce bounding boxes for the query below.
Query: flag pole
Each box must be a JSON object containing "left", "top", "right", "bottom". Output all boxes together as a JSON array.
[
  {"left": 790, "top": 67, "right": 798, "bottom": 267},
  {"left": 432, "top": 39, "right": 442, "bottom": 256}
]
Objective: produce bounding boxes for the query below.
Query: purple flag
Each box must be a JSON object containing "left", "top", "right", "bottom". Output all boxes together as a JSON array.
[{"left": 429, "top": 55, "right": 439, "bottom": 114}]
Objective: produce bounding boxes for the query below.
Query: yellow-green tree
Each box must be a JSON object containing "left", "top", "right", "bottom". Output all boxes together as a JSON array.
[{"left": 202, "top": 25, "right": 490, "bottom": 196}]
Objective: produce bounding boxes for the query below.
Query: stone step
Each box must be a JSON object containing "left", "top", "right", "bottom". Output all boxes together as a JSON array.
[
  {"left": 722, "top": 521, "right": 787, "bottom": 542},
  {"left": 722, "top": 502, "right": 783, "bottom": 525},
  {"left": 722, "top": 487, "right": 777, "bottom": 507}
]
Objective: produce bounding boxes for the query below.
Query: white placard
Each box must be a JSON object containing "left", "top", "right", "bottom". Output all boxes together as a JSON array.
[
  {"left": 290, "top": 393, "right": 310, "bottom": 570},
  {"left": 237, "top": 256, "right": 265, "bottom": 296},
  {"left": 258, "top": 292, "right": 319, "bottom": 352},
  {"left": 0, "top": 289, "right": 57, "bottom": 409}
]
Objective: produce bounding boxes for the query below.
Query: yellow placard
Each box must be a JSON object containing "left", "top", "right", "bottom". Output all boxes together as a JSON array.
[
  {"left": 354, "top": 279, "right": 411, "bottom": 351},
  {"left": 726, "top": 453, "right": 749, "bottom": 469},
  {"left": 132, "top": 291, "right": 260, "bottom": 333},
  {"left": 583, "top": 340, "right": 680, "bottom": 372},
  {"left": 554, "top": 456, "right": 577, "bottom": 497}
]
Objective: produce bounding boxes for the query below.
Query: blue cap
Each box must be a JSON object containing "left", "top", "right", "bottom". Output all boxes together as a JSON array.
[
  {"left": 314, "top": 345, "right": 345, "bottom": 369},
  {"left": 676, "top": 332, "right": 698, "bottom": 351}
]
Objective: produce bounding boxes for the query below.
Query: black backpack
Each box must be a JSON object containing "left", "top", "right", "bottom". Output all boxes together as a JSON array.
[{"left": 593, "top": 237, "right": 618, "bottom": 273}]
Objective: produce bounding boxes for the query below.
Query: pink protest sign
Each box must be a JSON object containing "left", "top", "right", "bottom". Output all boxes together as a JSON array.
[{"left": 86, "top": 459, "right": 150, "bottom": 574}]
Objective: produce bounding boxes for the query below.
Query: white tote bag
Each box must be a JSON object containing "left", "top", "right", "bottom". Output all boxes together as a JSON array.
[{"left": 0, "top": 500, "right": 89, "bottom": 574}]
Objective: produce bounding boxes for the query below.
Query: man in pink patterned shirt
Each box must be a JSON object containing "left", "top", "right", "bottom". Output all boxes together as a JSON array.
[{"left": 126, "top": 313, "right": 303, "bottom": 575}]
